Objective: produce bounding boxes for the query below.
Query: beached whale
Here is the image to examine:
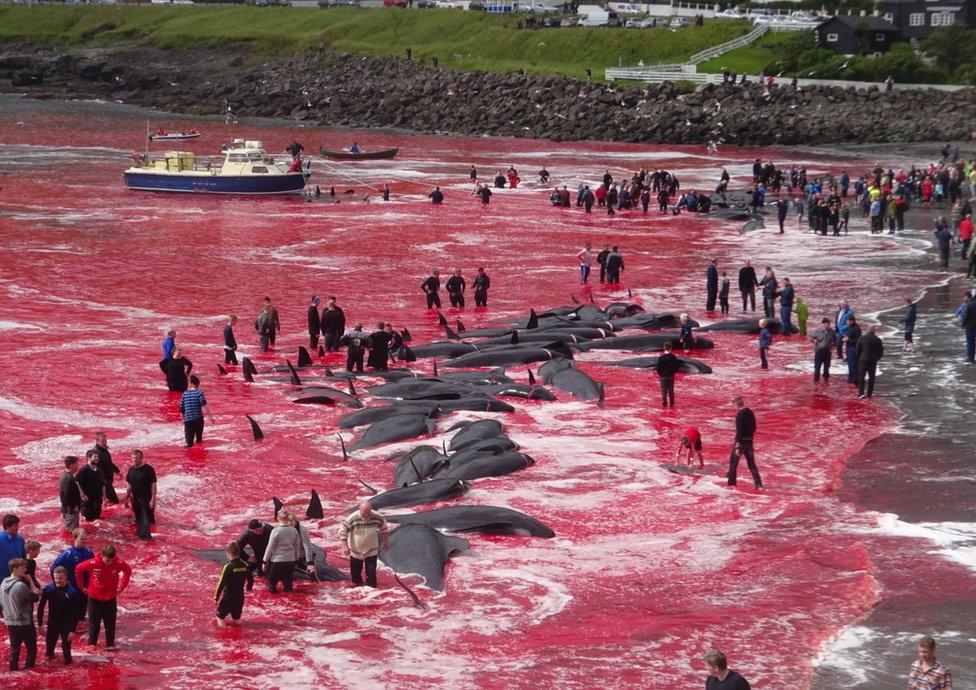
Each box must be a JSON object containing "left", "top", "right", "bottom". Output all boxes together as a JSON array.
[
  {"left": 698, "top": 318, "right": 798, "bottom": 335},
  {"left": 379, "top": 524, "right": 469, "bottom": 591},
  {"left": 349, "top": 413, "right": 436, "bottom": 452},
  {"left": 439, "top": 451, "right": 534, "bottom": 481},
  {"left": 386, "top": 505, "right": 555, "bottom": 538},
  {"left": 610, "top": 356, "right": 714, "bottom": 374},
  {"left": 358, "top": 477, "right": 469, "bottom": 511},
  {"left": 393, "top": 445, "right": 450, "bottom": 486}
]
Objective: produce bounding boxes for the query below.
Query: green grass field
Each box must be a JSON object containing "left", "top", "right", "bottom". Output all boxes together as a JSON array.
[
  {"left": 697, "top": 31, "right": 798, "bottom": 75},
  {"left": 0, "top": 5, "right": 750, "bottom": 78}
]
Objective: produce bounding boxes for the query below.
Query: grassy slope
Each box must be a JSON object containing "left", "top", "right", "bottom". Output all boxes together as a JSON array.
[
  {"left": 0, "top": 5, "right": 750, "bottom": 78},
  {"left": 697, "top": 31, "right": 799, "bottom": 75}
]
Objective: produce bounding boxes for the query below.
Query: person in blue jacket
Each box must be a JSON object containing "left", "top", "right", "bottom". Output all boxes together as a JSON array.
[
  {"left": 758, "top": 318, "right": 772, "bottom": 369},
  {"left": 778, "top": 278, "right": 795, "bottom": 334},
  {"left": 162, "top": 329, "right": 176, "bottom": 360},
  {"left": 835, "top": 301, "right": 855, "bottom": 357},
  {"left": 49, "top": 528, "right": 94, "bottom": 629},
  {"left": 0, "top": 514, "right": 26, "bottom": 581}
]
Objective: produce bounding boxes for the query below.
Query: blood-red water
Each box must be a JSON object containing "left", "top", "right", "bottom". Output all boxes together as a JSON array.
[{"left": 1, "top": 99, "right": 971, "bottom": 689}]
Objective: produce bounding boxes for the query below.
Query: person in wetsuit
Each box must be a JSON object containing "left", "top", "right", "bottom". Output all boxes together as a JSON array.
[
  {"left": 38, "top": 566, "right": 78, "bottom": 664},
  {"left": 214, "top": 542, "right": 253, "bottom": 627},
  {"left": 366, "top": 322, "right": 392, "bottom": 372},
  {"left": 474, "top": 267, "right": 490, "bottom": 307},
  {"left": 446, "top": 269, "right": 466, "bottom": 308},
  {"left": 159, "top": 346, "right": 192, "bottom": 392},
  {"left": 422, "top": 271, "right": 442, "bottom": 310}
]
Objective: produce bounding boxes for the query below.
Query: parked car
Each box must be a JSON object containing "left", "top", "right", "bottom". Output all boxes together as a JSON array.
[
  {"left": 715, "top": 8, "right": 743, "bottom": 20},
  {"left": 519, "top": 0, "right": 558, "bottom": 13},
  {"left": 468, "top": 0, "right": 486, "bottom": 10},
  {"left": 384, "top": 0, "right": 407, "bottom": 6},
  {"left": 320, "top": 0, "right": 358, "bottom": 6},
  {"left": 577, "top": 4, "right": 621, "bottom": 26},
  {"left": 668, "top": 16, "right": 687, "bottom": 27},
  {"left": 626, "top": 16, "right": 659, "bottom": 28}
]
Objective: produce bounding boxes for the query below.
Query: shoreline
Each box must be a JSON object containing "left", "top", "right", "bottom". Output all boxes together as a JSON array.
[
  {"left": 5, "top": 42, "right": 976, "bottom": 146},
  {"left": 812, "top": 208, "right": 976, "bottom": 687}
]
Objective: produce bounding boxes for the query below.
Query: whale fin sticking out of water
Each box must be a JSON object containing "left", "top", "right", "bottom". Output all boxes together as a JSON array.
[
  {"left": 246, "top": 415, "right": 264, "bottom": 441},
  {"left": 526, "top": 308, "right": 539, "bottom": 330},
  {"left": 286, "top": 360, "right": 301, "bottom": 386},
  {"left": 511, "top": 331, "right": 519, "bottom": 345},
  {"left": 217, "top": 364, "right": 227, "bottom": 376},
  {"left": 528, "top": 368, "right": 536, "bottom": 385},
  {"left": 443, "top": 323, "right": 461, "bottom": 341},
  {"left": 437, "top": 312, "right": 448, "bottom": 327},
  {"left": 401, "top": 328, "right": 412, "bottom": 342},
  {"left": 456, "top": 319, "right": 466, "bottom": 333},
  {"left": 272, "top": 496, "right": 283, "bottom": 518},
  {"left": 243, "top": 357, "right": 258, "bottom": 377},
  {"left": 358, "top": 479, "right": 379, "bottom": 494},
  {"left": 306, "top": 489, "right": 324, "bottom": 520},
  {"left": 432, "top": 360, "right": 438, "bottom": 377},
  {"left": 318, "top": 345, "right": 326, "bottom": 357},
  {"left": 337, "top": 433, "right": 349, "bottom": 460},
  {"left": 571, "top": 294, "right": 580, "bottom": 305},
  {"left": 394, "top": 574, "right": 427, "bottom": 609},
  {"left": 347, "top": 378, "right": 357, "bottom": 398},
  {"left": 297, "top": 347, "right": 313, "bottom": 367}
]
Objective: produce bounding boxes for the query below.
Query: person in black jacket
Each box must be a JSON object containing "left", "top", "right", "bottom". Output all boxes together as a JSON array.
[
  {"left": 38, "top": 566, "right": 78, "bottom": 664},
  {"left": 92, "top": 432, "right": 121, "bottom": 505},
  {"left": 320, "top": 297, "right": 346, "bottom": 352},
  {"left": 605, "top": 246, "right": 624, "bottom": 284},
  {"left": 307, "top": 296, "right": 321, "bottom": 350},
  {"left": 340, "top": 325, "right": 368, "bottom": 372},
  {"left": 738, "top": 261, "right": 758, "bottom": 312},
  {"left": 223, "top": 315, "right": 238, "bottom": 365},
  {"left": 59, "top": 456, "right": 83, "bottom": 533},
  {"left": 236, "top": 520, "right": 274, "bottom": 576},
  {"left": 159, "top": 347, "right": 192, "bottom": 392},
  {"left": 706, "top": 259, "right": 719, "bottom": 312},
  {"left": 596, "top": 245, "right": 610, "bottom": 284},
  {"left": 843, "top": 315, "right": 862, "bottom": 384},
  {"left": 900, "top": 298, "right": 917, "bottom": 353},
  {"left": 728, "top": 397, "right": 762, "bottom": 488},
  {"left": 760, "top": 267, "right": 777, "bottom": 318},
  {"left": 776, "top": 197, "right": 788, "bottom": 233},
  {"left": 366, "top": 323, "right": 392, "bottom": 372},
  {"left": 75, "top": 450, "right": 104, "bottom": 521},
  {"left": 422, "top": 271, "right": 442, "bottom": 310},
  {"left": 473, "top": 267, "right": 490, "bottom": 307},
  {"left": 214, "top": 542, "right": 253, "bottom": 627},
  {"left": 654, "top": 343, "right": 681, "bottom": 407},
  {"left": 446, "top": 269, "right": 466, "bottom": 308},
  {"left": 856, "top": 325, "right": 885, "bottom": 398}
]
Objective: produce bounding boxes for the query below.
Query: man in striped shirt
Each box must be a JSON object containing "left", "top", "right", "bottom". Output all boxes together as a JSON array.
[
  {"left": 909, "top": 636, "right": 952, "bottom": 690},
  {"left": 179, "top": 375, "right": 213, "bottom": 449}
]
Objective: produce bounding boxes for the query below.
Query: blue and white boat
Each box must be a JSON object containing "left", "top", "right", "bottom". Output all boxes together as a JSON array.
[{"left": 123, "top": 140, "right": 309, "bottom": 195}]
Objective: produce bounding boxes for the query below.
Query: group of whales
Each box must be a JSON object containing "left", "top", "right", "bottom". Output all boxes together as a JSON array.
[{"left": 210, "top": 300, "right": 792, "bottom": 594}]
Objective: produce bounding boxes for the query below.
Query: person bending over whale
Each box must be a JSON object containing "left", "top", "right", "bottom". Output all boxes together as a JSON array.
[{"left": 236, "top": 519, "right": 273, "bottom": 577}]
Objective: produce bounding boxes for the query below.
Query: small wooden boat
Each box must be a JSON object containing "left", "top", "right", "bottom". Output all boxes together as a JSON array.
[
  {"left": 149, "top": 129, "right": 202, "bottom": 142},
  {"left": 320, "top": 146, "right": 398, "bottom": 161}
]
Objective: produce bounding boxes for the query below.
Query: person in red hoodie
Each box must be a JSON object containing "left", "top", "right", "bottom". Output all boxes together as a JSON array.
[
  {"left": 959, "top": 213, "right": 974, "bottom": 260},
  {"left": 75, "top": 545, "right": 131, "bottom": 650}
]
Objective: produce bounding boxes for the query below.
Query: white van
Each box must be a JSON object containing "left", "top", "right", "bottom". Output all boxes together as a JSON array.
[{"left": 577, "top": 4, "right": 621, "bottom": 26}]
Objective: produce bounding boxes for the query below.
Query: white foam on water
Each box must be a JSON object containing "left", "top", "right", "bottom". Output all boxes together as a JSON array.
[{"left": 875, "top": 513, "right": 976, "bottom": 574}]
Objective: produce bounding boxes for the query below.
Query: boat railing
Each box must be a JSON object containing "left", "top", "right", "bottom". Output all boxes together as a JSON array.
[{"left": 129, "top": 153, "right": 296, "bottom": 174}]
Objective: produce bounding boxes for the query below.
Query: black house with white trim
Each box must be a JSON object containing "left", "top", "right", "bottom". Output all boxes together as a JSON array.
[
  {"left": 816, "top": 15, "right": 902, "bottom": 54},
  {"left": 877, "top": 0, "right": 976, "bottom": 43}
]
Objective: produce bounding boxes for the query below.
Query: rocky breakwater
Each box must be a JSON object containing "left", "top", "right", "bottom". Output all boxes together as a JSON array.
[{"left": 3, "top": 43, "right": 976, "bottom": 145}]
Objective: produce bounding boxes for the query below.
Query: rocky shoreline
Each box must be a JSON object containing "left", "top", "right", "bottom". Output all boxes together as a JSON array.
[{"left": 4, "top": 42, "right": 976, "bottom": 145}]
